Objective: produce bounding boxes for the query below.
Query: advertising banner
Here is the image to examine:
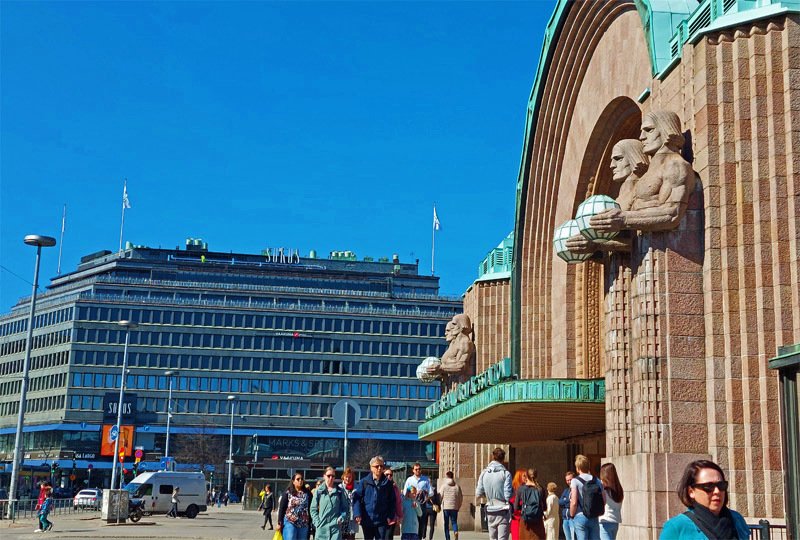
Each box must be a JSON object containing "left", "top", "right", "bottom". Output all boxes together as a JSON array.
[{"left": 100, "top": 425, "right": 134, "bottom": 456}]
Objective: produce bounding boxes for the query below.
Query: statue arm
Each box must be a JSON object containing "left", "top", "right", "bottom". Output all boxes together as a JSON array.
[{"left": 565, "top": 234, "right": 630, "bottom": 253}]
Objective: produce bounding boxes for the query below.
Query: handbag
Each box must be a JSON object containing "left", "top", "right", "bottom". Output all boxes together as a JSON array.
[
  {"left": 432, "top": 504, "right": 441, "bottom": 513},
  {"left": 272, "top": 530, "right": 283, "bottom": 540}
]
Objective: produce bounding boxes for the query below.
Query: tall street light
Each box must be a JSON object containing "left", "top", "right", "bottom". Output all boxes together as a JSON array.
[
  {"left": 6, "top": 235, "right": 56, "bottom": 520},
  {"left": 164, "top": 370, "right": 179, "bottom": 460},
  {"left": 226, "top": 395, "right": 236, "bottom": 495},
  {"left": 110, "top": 320, "right": 138, "bottom": 490}
]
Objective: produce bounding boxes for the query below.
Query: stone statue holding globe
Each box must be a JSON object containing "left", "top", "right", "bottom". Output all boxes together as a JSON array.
[
  {"left": 556, "top": 110, "right": 697, "bottom": 262},
  {"left": 416, "top": 313, "right": 475, "bottom": 383}
]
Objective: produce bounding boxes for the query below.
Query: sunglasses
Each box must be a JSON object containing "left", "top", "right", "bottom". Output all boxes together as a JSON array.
[
  {"left": 325, "top": 474, "right": 335, "bottom": 478},
  {"left": 371, "top": 464, "right": 385, "bottom": 469},
  {"left": 692, "top": 481, "right": 728, "bottom": 493}
]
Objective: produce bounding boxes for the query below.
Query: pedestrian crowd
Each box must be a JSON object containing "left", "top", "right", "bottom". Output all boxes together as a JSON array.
[
  {"left": 475, "top": 448, "right": 748, "bottom": 540},
  {"left": 255, "top": 456, "right": 464, "bottom": 540}
]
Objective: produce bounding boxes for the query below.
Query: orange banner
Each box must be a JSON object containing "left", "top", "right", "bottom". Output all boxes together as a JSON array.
[{"left": 100, "top": 425, "right": 135, "bottom": 457}]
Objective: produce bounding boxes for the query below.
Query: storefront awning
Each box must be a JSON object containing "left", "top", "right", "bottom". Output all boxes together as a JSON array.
[{"left": 419, "top": 379, "right": 605, "bottom": 443}]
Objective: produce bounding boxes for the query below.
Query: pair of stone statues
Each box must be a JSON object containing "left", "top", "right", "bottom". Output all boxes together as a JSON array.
[{"left": 565, "top": 110, "right": 696, "bottom": 256}]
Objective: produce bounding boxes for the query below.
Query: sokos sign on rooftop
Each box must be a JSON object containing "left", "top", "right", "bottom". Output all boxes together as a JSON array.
[{"left": 425, "top": 358, "right": 513, "bottom": 419}]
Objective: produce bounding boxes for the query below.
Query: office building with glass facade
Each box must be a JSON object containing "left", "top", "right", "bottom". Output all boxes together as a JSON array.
[{"left": 0, "top": 242, "right": 460, "bottom": 495}]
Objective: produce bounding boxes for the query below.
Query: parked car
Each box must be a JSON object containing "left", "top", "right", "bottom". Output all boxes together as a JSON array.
[{"left": 73, "top": 488, "right": 102, "bottom": 510}]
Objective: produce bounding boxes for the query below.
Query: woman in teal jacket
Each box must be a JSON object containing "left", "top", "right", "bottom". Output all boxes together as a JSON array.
[
  {"left": 311, "top": 467, "right": 350, "bottom": 540},
  {"left": 660, "top": 460, "right": 749, "bottom": 540}
]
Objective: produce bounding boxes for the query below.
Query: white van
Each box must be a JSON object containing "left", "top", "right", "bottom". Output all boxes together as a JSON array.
[{"left": 125, "top": 471, "right": 208, "bottom": 518}]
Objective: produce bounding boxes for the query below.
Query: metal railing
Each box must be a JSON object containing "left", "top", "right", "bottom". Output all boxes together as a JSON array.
[
  {"left": 0, "top": 498, "right": 100, "bottom": 521},
  {"left": 749, "top": 520, "right": 788, "bottom": 540}
]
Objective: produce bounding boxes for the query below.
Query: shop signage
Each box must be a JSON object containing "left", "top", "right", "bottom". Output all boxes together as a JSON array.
[
  {"left": 425, "top": 357, "right": 514, "bottom": 419},
  {"left": 263, "top": 247, "right": 301, "bottom": 264},
  {"left": 74, "top": 453, "right": 96, "bottom": 459},
  {"left": 103, "top": 392, "right": 137, "bottom": 420}
]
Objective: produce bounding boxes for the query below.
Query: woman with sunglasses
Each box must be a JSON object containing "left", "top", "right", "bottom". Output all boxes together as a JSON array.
[
  {"left": 660, "top": 460, "right": 749, "bottom": 539},
  {"left": 278, "top": 473, "right": 314, "bottom": 540},
  {"left": 311, "top": 467, "right": 350, "bottom": 540}
]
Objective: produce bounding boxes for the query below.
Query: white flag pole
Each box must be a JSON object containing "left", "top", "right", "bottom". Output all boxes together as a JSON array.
[
  {"left": 431, "top": 204, "right": 437, "bottom": 276},
  {"left": 119, "top": 179, "right": 128, "bottom": 253},
  {"left": 57, "top": 204, "right": 66, "bottom": 275}
]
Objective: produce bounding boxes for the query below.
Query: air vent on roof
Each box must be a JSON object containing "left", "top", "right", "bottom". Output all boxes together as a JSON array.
[{"left": 688, "top": 4, "right": 712, "bottom": 36}]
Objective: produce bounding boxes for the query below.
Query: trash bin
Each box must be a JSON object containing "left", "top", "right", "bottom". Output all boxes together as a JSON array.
[{"left": 480, "top": 503, "right": 488, "bottom": 532}]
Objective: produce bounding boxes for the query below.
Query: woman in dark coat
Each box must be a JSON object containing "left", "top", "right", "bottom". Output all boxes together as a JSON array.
[{"left": 260, "top": 484, "right": 275, "bottom": 530}]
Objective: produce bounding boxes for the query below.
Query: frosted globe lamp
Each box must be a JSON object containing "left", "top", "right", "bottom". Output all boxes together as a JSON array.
[
  {"left": 553, "top": 219, "right": 593, "bottom": 264},
  {"left": 417, "top": 357, "right": 441, "bottom": 382},
  {"left": 575, "top": 195, "right": 621, "bottom": 243}
]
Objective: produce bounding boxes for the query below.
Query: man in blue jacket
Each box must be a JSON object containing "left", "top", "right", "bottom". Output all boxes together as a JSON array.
[
  {"left": 353, "top": 456, "right": 396, "bottom": 540},
  {"left": 558, "top": 471, "right": 575, "bottom": 540}
]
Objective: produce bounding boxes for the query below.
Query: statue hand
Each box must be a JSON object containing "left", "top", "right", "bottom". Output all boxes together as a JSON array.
[
  {"left": 589, "top": 208, "right": 624, "bottom": 232},
  {"left": 564, "top": 235, "right": 595, "bottom": 254}
]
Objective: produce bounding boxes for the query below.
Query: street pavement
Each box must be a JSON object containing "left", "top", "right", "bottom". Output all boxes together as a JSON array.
[{"left": 2, "top": 506, "right": 488, "bottom": 540}]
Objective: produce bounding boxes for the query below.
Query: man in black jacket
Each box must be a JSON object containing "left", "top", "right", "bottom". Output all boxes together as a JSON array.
[{"left": 353, "top": 456, "right": 396, "bottom": 540}]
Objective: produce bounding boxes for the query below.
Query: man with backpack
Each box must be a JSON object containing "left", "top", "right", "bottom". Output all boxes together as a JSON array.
[
  {"left": 568, "top": 455, "right": 605, "bottom": 540},
  {"left": 475, "top": 448, "right": 513, "bottom": 540}
]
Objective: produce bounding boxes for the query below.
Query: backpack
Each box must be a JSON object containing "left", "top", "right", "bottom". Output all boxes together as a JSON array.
[
  {"left": 519, "top": 485, "right": 544, "bottom": 522},
  {"left": 577, "top": 476, "right": 604, "bottom": 518}
]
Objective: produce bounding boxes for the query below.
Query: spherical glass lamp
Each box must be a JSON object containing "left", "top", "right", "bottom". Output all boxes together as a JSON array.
[
  {"left": 553, "top": 219, "right": 593, "bottom": 264},
  {"left": 416, "top": 357, "right": 441, "bottom": 382},
  {"left": 575, "top": 195, "right": 621, "bottom": 243}
]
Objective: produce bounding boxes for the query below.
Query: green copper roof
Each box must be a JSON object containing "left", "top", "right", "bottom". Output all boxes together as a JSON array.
[
  {"left": 418, "top": 378, "right": 605, "bottom": 442},
  {"left": 477, "top": 232, "right": 514, "bottom": 280}
]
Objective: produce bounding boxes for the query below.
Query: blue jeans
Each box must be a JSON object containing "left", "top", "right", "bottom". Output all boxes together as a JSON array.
[
  {"left": 598, "top": 521, "right": 618, "bottom": 540},
  {"left": 283, "top": 519, "right": 309, "bottom": 540},
  {"left": 563, "top": 518, "right": 575, "bottom": 540},
  {"left": 572, "top": 514, "right": 600, "bottom": 540},
  {"left": 443, "top": 510, "right": 458, "bottom": 540}
]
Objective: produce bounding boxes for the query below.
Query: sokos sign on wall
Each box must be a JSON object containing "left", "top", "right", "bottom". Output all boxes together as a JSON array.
[{"left": 103, "top": 392, "right": 137, "bottom": 420}]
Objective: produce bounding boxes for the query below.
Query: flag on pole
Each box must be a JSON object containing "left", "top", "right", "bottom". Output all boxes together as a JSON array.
[
  {"left": 433, "top": 206, "right": 441, "bottom": 231},
  {"left": 122, "top": 181, "right": 131, "bottom": 209}
]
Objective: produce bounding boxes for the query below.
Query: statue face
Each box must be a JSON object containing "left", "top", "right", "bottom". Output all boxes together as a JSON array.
[
  {"left": 640, "top": 116, "right": 663, "bottom": 155},
  {"left": 610, "top": 146, "right": 632, "bottom": 182},
  {"left": 445, "top": 318, "right": 461, "bottom": 340}
]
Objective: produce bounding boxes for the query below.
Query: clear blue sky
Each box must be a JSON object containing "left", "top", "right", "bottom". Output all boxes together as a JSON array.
[{"left": 1, "top": 1, "right": 555, "bottom": 309}]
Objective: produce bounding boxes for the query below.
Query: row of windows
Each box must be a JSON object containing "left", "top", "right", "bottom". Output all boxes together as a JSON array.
[
  {"left": 73, "top": 328, "right": 444, "bottom": 358},
  {"left": 0, "top": 329, "right": 71, "bottom": 356},
  {"left": 70, "top": 371, "right": 438, "bottom": 400},
  {"left": 0, "top": 307, "right": 74, "bottom": 337},
  {"left": 0, "top": 394, "right": 65, "bottom": 417},
  {"left": 77, "top": 306, "right": 448, "bottom": 338},
  {"left": 0, "top": 350, "right": 70, "bottom": 377},
  {"left": 0, "top": 372, "right": 67, "bottom": 397},
  {"left": 73, "top": 350, "right": 426, "bottom": 378},
  {"left": 67, "top": 394, "right": 427, "bottom": 421}
]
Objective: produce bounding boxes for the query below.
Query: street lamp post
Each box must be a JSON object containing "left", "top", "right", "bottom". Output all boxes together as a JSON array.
[
  {"left": 110, "top": 320, "right": 138, "bottom": 490},
  {"left": 226, "top": 395, "right": 236, "bottom": 495},
  {"left": 164, "top": 370, "right": 178, "bottom": 460},
  {"left": 6, "top": 235, "right": 56, "bottom": 520}
]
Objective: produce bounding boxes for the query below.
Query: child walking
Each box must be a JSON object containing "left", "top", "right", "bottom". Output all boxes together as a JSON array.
[
  {"left": 36, "top": 491, "right": 54, "bottom": 532},
  {"left": 402, "top": 487, "right": 423, "bottom": 540}
]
